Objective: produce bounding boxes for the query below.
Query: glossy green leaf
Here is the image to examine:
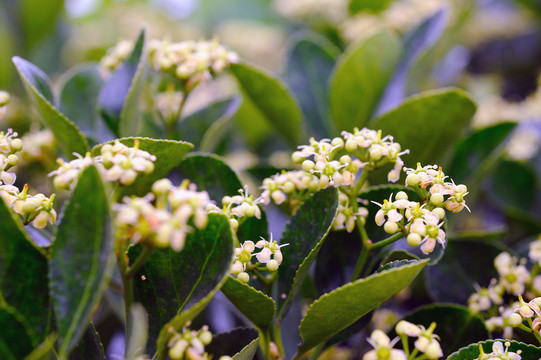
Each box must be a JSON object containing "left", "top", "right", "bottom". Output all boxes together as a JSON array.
[
  {"left": 68, "top": 323, "right": 105, "bottom": 360},
  {"left": 230, "top": 62, "right": 303, "bottom": 147},
  {"left": 376, "top": 9, "right": 448, "bottom": 114},
  {"left": 447, "top": 340, "right": 541, "bottom": 360},
  {"left": 125, "top": 304, "right": 148, "bottom": 360},
  {"left": 130, "top": 213, "right": 233, "bottom": 356},
  {"left": 425, "top": 238, "right": 505, "bottom": 304},
  {"left": 490, "top": 159, "right": 538, "bottom": 214},
  {"left": 297, "top": 259, "right": 428, "bottom": 356},
  {"left": 0, "top": 197, "right": 48, "bottom": 343},
  {"left": 377, "top": 259, "right": 417, "bottom": 272},
  {"left": 399, "top": 305, "right": 488, "bottom": 356},
  {"left": 12, "top": 56, "right": 89, "bottom": 158},
  {"left": 0, "top": 305, "right": 36, "bottom": 359},
  {"left": 24, "top": 334, "right": 57, "bottom": 360},
  {"left": 370, "top": 88, "right": 476, "bottom": 166},
  {"left": 98, "top": 29, "right": 147, "bottom": 137},
  {"left": 179, "top": 153, "right": 268, "bottom": 241},
  {"left": 448, "top": 122, "right": 517, "bottom": 184},
  {"left": 49, "top": 165, "right": 115, "bottom": 357},
  {"left": 349, "top": 0, "right": 394, "bottom": 14},
  {"left": 221, "top": 277, "right": 275, "bottom": 330},
  {"left": 176, "top": 97, "right": 241, "bottom": 148},
  {"left": 178, "top": 153, "right": 243, "bottom": 200},
  {"left": 329, "top": 31, "right": 401, "bottom": 133},
  {"left": 286, "top": 32, "right": 339, "bottom": 137},
  {"left": 277, "top": 187, "right": 339, "bottom": 320},
  {"left": 205, "top": 328, "right": 259, "bottom": 360},
  {"left": 58, "top": 64, "right": 109, "bottom": 143},
  {"left": 93, "top": 137, "right": 193, "bottom": 197},
  {"left": 20, "top": 0, "right": 63, "bottom": 48}
]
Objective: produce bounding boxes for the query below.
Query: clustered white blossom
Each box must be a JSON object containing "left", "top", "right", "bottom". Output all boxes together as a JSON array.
[
  {"left": 20, "top": 128, "right": 56, "bottom": 164},
  {"left": 50, "top": 140, "right": 156, "bottom": 190},
  {"left": 363, "top": 321, "right": 443, "bottom": 360},
  {"left": 230, "top": 234, "right": 287, "bottom": 283},
  {"left": 468, "top": 237, "right": 541, "bottom": 339},
  {"left": 371, "top": 163, "right": 469, "bottom": 254},
  {"left": 262, "top": 129, "right": 402, "bottom": 233},
  {"left": 114, "top": 179, "right": 211, "bottom": 251},
  {"left": 206, "top": 185, "right": 263, "bottom": 232},
  {"left": 0, "top": 91, "right": 9, "bottom": 118},
  {"left": 99, "top": 40, "right": 134, "bottom": 78},
  {"left": 476, "top": 341, "right": 522, "bottom": 360},
  {"left": 167, "top": 324, "right": 213, "bottom": 360},
  {"left": 148, "top": 38, "right": 238, "bottom": 90},
  {"left": 273, "top": 0, "right": 348, "bottom": 25},
  {"left": 0, "top": 129, "right": 57, "bottom": 229}
]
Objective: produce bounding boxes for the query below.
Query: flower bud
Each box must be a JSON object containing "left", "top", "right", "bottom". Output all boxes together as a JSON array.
[
  {"left": 32, "top": 211, "right": 50, "bottom": 229},
  {"left": 169, "top": 339, "right": 188, "bottom": 360},
  {"left": 302, "top": 160, "right": 315, "bottom": 172},
  {"left": 291, "top": 151, "right": 304, "bottom": 164},
  {"left": 384, "top": 221, "right": 399, "bottom": 234},
  {"left": 432, "top": 207, "right": 445, "bottom": 220},
  {"left": 508, "top": 313, "right": 523, "bottom": 327},
  {"left": 406, "top": 173, "right": 420, "bottom": 187},
  {"left": 345, "top": 139, "right": 357, "bottom": 152},
  {"left": 199, "top": 330, "right": 212, "bottom": 345},
  {"left": 407, "top": 233, "right": 422, "bottom": 247},
  {"left": 266, "top": 259, "right": 279, "bottom": 272},
  {"left": 10, "top": 139, "right": 22, "bottom": 152},
  {"left": 237, "top": 272, "right": 250, "bottom": 283},
  {"left": 424, "top": 341, "right": 443, "bottom": 359},
  {"left": 152, "top": 179, "right": 172, "bottom": 195},
  {"left": 229, "top": 218, "right": 238, "bottom": 231},
  {"left": 7, "top": 154, "right": 18, "bottom": 166},
  {"left": 430, "top": 193, "right": 444, "bottom": 206},
  {"left": 395, "top": 191, "right": 408, "bottom": 201}
]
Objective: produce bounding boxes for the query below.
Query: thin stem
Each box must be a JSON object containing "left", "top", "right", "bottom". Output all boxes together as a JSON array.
[
  {"left": 350, "top": 221, "right": 370, "bottom": 282},
  {"left": 524, "top": 318, "right": 541, "bottom": 344},
  {"left": 165, "top": 91, "right": 188, "bottom": 139},
  {"left": 308, "top": 343, "right": 325, "bottom": 360},
  {"left": 369, "top": 232, "right": 404, "bottom": 251},
  {"left": 273, "top": 322, "right": 285, "bottom": 358},
  {"left": 125, "top": 245, "right": 152, "bottom": 276},
  {"left": 121, "top": 272, "right": 134, "bottom": 355},
  {"left": 259, "top": 328, "right": 272, "bottom": 360}
]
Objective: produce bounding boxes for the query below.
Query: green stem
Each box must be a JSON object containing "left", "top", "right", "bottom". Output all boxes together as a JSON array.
[
  {"left": 350, "top": 222, "right": 370, "bottom": 282},
  {"left": 259, "top": 328, "right": 272, "bottom": 360},
  {"left": 524, "top": 318, "right": 541, "bottom": 344},
  {"left": 121, "top": 272, "right": 134, "bottom": 355},
  {"left": 369, "top": 232, "right": 404, "bottom": 251},
  {"left": 273, "top": 323, "right": 285, "bottom": 358},
  {"left": 125, "top": 245, "right": 152, "bottom": 276},
  {"left": 308, "top": 343, "right": 325, "bottom": 360},
  {"left": 165, "top": 90, "right": 188, "bottom": 139}
]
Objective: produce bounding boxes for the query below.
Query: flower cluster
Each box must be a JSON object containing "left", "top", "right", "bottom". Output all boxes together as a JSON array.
[
  {"left": 373, "top": 191, "right": 447, "bottom": 254},
  {"left": 230, "top": 235, "right": 287, "bottom": 283},
  {"left": 167, "top": 324, "right": 213, "bottom": 360},
  {"left": 99, "top": 40, "right": 134, "bottom": 78},
  {"left": 273, "top": 0, "right": 348, "bottom": 26},
  {"left": 148, "top": 38, "right": 238, "bottom": 90},
  {"left": 114, "top": 179, "right": 211, "bottom": 251},
  {"left": 262, "top": 129, "right": 406, "bottom": 234},
  {"left": 0, "top": 129, "right": 57, "bottom": 229},
  {"left": 50, "top": 140, "right": 156, "bottom": 190},
  {"left": 364, "top": 321, "right": 443, "bottom": 360},
  {"left": 0, "top": 91, "right": 9, "bottom": 118},
  {"left": 476, "top": 341, "right": 522, "bottom": 360},
  {"left": 206, "top": 186, "right": 263, "bottom": 232},
  {"left": 20, "top": 128, "right": 56, "bottom": 164},
  {"left": 468, "top": 238, "right": 541, "bottom": 338}
]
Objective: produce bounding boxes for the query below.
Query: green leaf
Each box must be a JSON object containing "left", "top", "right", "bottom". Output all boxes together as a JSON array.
[
  {"left": 399, "top": 305, "right": 488, "bottom": 357},
  {"left": 329, "top": 31, "right": 401, "bottom": 133},
  {"left": 98, "top": 29, "right": 147, "bottom": 137},
  {"left": 277, "top": 187, "right": 339, "bottom": 320},
  {"left": 0, "top": 197, "right": 49, "bottom": 343},
  {"left": 377, "top": 259, "right": 417, "bottom": 272},
  {"left": 49, "top": 165, "right": 115, "bottom": 357},
  {"left": 24, "top": 334, "right": 57, "bottom": 360},
  {"left": 205, "top": 328, "right": 259, "bottom": 360},
  {"left": 92, "top": 137, "right": 193, "bottom": 197},
  {"left": 221, "top": 277, "right": 275, "bottom": 330},
  {"left": 297, "top": 259, "right": 428, "bottom": 356},
  {"left": 370, "top": 88, "right": 477, "bottom": 166},
  {"left": 20, "top": 0, "right": 63, "bottom": 48},
  {"left": 424, "top": 238, "right": 505, "bottom": 304},
  {"left": 125, "top": 304, "right": 148, "bottom": 360},
  {"left": 349, "top": 0, "right": 394, "bottom": 14},
  {"left": 68, "top": 323, "right": 105, "bottom": 360},
  {"left": 376, "top": 9, "right": 448, "bottom": 114},
  {"left": 178, "top": 153, "right": 243, "bottom": 200},
  {"left": 286, "top": 32, "right": 340, "bottom": 138},
  {"left": 490, "top": 159, "right": 538, "bottom": 214},
  {"left": 130, "top": 213, "right": 233, "bottom": 356},
  {"left": 12, "top": 56, "right": 89, "bottom": 158},
  {"left": 447, "top": 340, "right": 541, "bottom": 360},
  {"left": 179, "top": 153, "right": 268, "bottom": 241},
  {"left": 57, "top": 64, "right": 109, "bottom": 144},
  {"left": 0, "top": 305, "right": 36, "bottom": 359},
  {"left": 176, "top": 97, "right": 241, "bottom": 148},
  {"left": 448, "top": 122, "right": 517, "bottom": 184},
  {"left": 230, "top": 62, "right": 303, "bottom": 147}
]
